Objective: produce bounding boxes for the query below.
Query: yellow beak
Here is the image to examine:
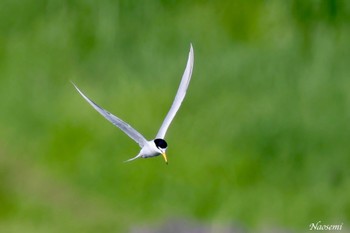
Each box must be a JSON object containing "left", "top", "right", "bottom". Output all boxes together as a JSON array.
[{"left": 161, "top": 152, "right": 168, "bottom": 165}]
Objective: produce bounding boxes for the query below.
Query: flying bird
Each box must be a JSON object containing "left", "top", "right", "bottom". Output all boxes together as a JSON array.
[{"left": 72, "top": 44, "right": 194, "bottom": 164}]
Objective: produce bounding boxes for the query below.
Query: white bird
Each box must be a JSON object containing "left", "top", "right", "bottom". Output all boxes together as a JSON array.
[{"left": 72, "top": 44, "right": 194, "bottom": 164}]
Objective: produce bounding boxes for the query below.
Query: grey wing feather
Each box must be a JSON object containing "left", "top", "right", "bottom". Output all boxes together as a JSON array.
[
  {"left": 72, "top": 82, "right": 147, "bottom": 147},
  {"left": 156, "top": 44, "right": 194, "bottom": 139}
]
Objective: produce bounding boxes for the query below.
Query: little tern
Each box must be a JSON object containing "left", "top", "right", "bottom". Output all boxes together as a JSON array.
[{"left": 72, "top": 44, "right": 194, "bottom": 164}]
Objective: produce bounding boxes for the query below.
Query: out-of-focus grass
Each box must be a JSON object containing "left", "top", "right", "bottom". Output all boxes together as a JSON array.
[{"left": 1, "top": 0, "right": 350, "bottom": 232}]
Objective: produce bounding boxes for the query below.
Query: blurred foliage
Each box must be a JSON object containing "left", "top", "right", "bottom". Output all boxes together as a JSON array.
[{"left": 1, "top": 0, "right": 350, "bottom": 232}]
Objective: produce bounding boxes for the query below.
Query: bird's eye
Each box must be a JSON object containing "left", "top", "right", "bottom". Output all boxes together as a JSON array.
[{"left": 154, "top": 138, "right": 168, "bottom": 149}]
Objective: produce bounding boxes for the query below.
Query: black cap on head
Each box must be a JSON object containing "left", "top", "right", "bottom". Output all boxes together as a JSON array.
[{"left": 154, "top": 138, "right": 168, "bottom": 149}]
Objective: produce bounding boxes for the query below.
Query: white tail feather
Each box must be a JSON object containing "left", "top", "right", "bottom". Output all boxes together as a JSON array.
[{"left": 124, "top": 154, "right": 142, "bottom": 163}]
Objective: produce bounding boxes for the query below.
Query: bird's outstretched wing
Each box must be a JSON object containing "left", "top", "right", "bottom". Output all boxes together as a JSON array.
[
  {"left": 72, "top": 83, "right": 148, "bottom": 147},
  {"left": 156, "top": 44, "right": 194, "bottom": 139}
]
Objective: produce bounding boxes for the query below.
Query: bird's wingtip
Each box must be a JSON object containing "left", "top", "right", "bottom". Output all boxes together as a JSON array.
[
  {"left": 71, "top": 82, "right": 83, "bottom": 94},
  {"left": 189, "top": 43, "right": 194, "bottom": 59},
  {"left": 70, "top": 81, "right": 80, "bottom": 91}
]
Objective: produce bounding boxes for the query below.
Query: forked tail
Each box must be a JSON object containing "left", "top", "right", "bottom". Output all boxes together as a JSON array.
[{"left": 124, "top": 154, "right": 142, "bottom": 163}]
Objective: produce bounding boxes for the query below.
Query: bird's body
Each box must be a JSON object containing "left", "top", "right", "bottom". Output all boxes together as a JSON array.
[
  {"left": 72, "top": 44, "right": 194, "bottom": 164},
  {"left": 140, "top": 141, "right": 161, "bottom": 158},
  {"left": 128, "top": 139, "right": 167, "bottom": 162}
]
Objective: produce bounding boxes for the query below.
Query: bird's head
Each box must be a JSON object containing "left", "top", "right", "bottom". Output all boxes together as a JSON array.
[{"left": 154, "top": 138, "right": 168, "bottom": 164}]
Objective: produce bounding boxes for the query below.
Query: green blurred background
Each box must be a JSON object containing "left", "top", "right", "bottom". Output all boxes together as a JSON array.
[{"left": 1, "top": 0, "right": 349, "bottom": 232}]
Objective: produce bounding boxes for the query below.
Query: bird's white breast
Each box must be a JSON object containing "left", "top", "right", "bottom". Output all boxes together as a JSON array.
[{"left": 141, "top": 141, "right": 161, "bottom": 158}]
